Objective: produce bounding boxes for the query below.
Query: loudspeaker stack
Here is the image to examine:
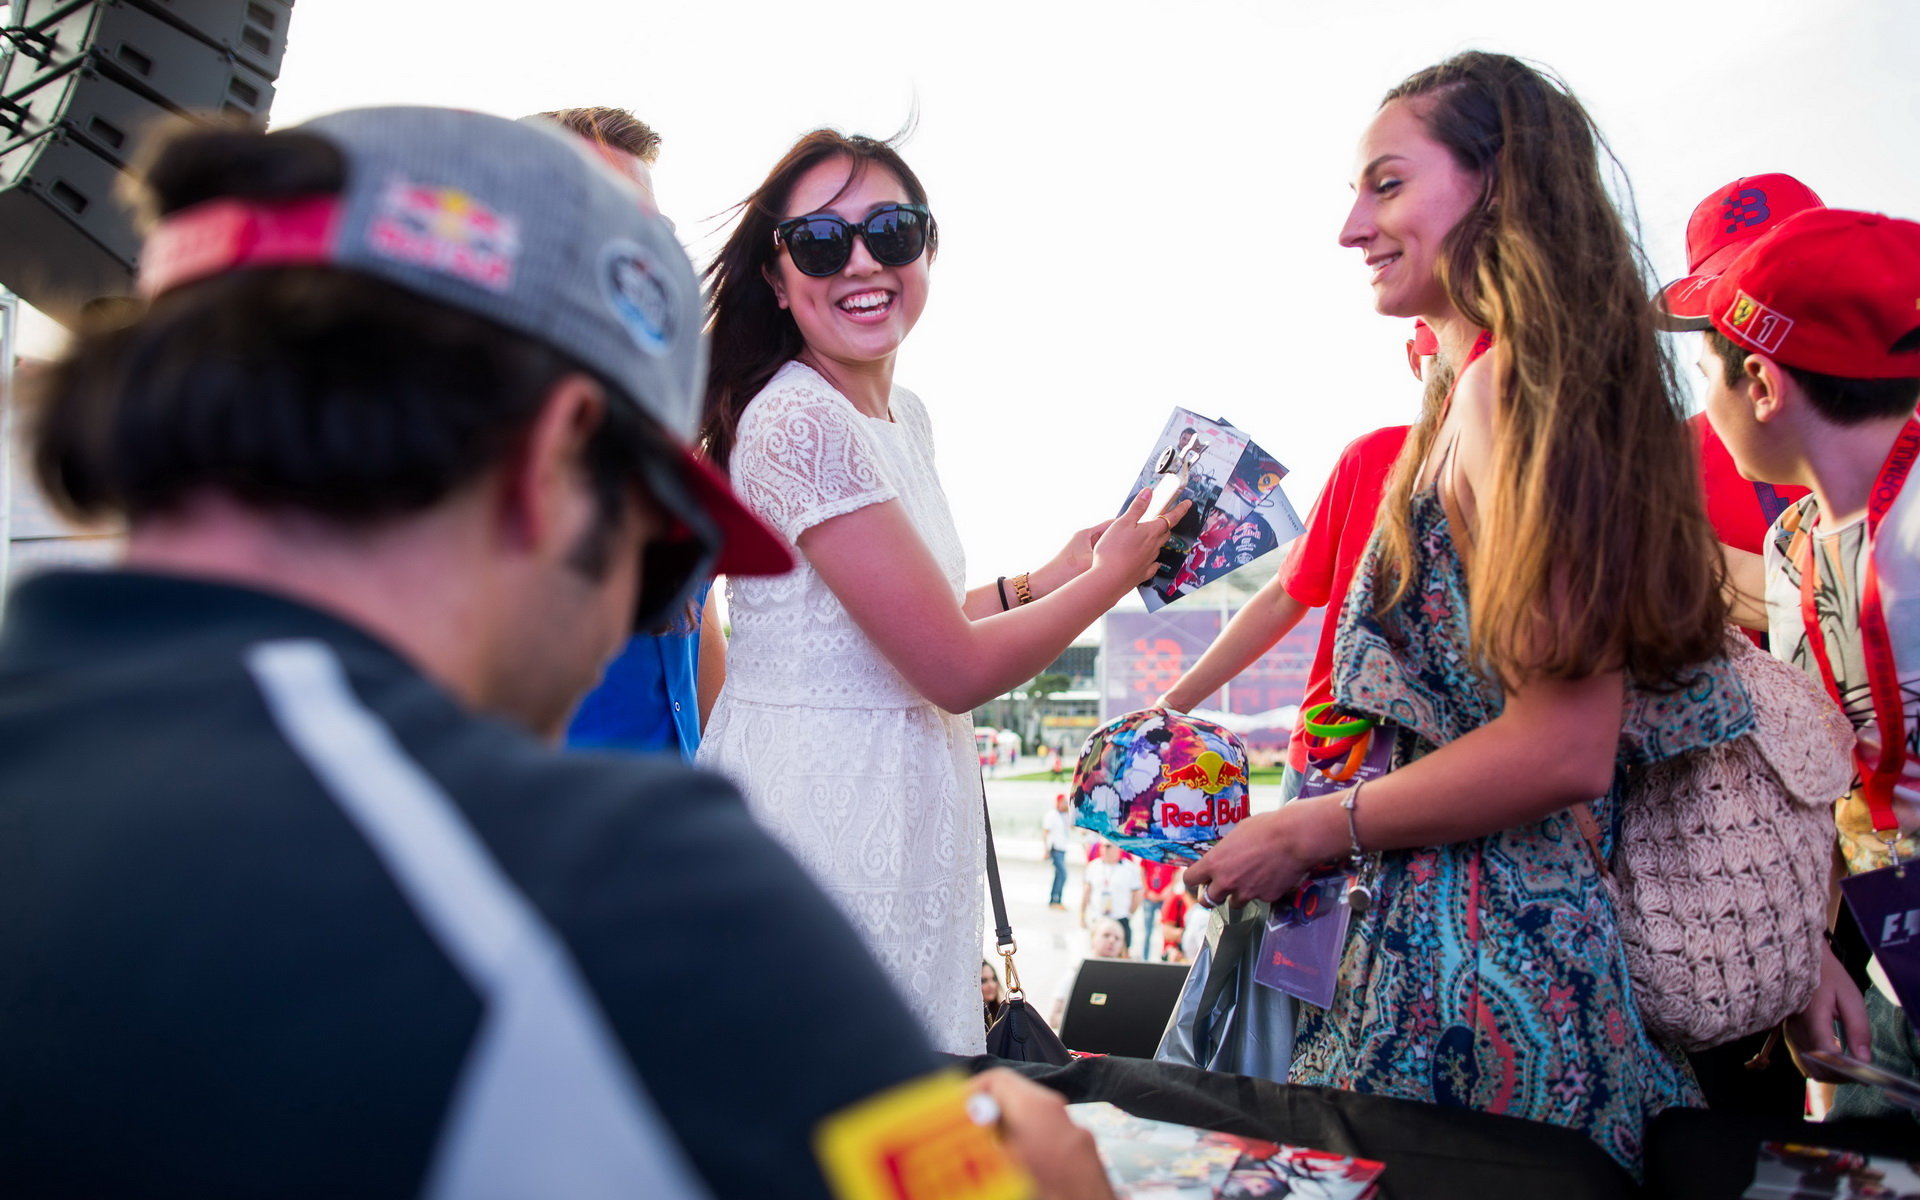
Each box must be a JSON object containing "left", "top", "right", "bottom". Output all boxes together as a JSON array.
[{"left": 0, "top": 0, "right": 295, "bottom": 324}]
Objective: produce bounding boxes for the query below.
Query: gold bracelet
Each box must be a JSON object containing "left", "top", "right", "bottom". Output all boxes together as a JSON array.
[{"left": 1011, "top": 571, "right": 1034, "bottom": 605}]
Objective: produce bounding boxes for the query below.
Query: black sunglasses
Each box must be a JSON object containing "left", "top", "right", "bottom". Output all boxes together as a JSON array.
[{"left": 773, "top": 203, "right": 935, "bottom": 277}]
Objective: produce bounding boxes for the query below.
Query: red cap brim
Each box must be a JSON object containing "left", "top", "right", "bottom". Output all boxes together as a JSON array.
[
  {"left": 673, "top": 449, "right": 795, "bottom": 577},
  {"left": 1658, "top": 240, "right": 1754, "bottom": 329},
  {"left": 1658, "top": 275, "right": 1717, "bottom": 329}
]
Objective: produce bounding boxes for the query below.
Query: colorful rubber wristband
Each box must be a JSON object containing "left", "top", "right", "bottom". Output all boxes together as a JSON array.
[
  {"left": 1302, "top": 702, "right": 1373, "bottom": 739},
  {"left": 1304, "top": 728, "right": 1366, "bottom": 759},
  {"left": 1321, "top": 735, "right": 1371, "bottom": 783}
]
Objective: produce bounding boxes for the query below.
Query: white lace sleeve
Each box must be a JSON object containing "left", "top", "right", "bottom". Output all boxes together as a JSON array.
[{"left": 733, "top": 374, "right": 899, "bottom": 542}]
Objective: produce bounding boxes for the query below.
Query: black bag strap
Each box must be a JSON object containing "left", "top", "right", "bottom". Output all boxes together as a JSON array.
[
  {"left": 978, "top": 767, "right": 1029, "bottom": 997},
  {"left": 979, "top": 767, "right": 1015, "bottom": 949}
]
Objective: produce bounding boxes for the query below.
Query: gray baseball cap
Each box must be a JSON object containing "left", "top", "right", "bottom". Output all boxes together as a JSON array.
[{"left": 138, "top": 105, "right": 793, "bottom": 605}]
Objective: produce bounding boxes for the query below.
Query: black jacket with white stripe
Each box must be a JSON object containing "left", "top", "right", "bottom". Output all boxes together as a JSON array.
[{"left": 0, "top": 570, "right": 943, "bottom": 1199}]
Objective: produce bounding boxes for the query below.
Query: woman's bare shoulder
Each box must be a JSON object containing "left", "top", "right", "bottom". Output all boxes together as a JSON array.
[
  {"left": 1431, "top": 347, "right": 1505, "bottom": 533},
  {"left": 1447, "top": 348, "right": 1501, "bottom": 433}
]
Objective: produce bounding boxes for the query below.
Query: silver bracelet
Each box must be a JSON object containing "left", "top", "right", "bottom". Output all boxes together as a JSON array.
[
  {"left": 1340, "top": 780, "right": 1366, "bottom": 861},
  {"left": 1340, "top": 780, "right": 1374, "bottom": 916}
]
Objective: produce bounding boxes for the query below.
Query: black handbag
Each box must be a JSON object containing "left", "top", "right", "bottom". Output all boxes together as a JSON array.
[{"left": 980, "top": 776, "right": 1071, "bottom": 1066}]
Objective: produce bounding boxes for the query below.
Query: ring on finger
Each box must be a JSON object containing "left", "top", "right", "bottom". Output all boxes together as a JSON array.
[{"left": 1158, "top": 513, "right": 1175, "bottom": 532}]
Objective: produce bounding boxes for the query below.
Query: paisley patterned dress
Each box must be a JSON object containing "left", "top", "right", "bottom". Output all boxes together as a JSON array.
[{"left": 1287, "top": 486, "right": 1752, "bottom": 1172}]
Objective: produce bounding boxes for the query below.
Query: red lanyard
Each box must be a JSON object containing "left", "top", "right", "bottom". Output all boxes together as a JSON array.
[{"left": 1796, "top": 418, "right": 1920, "bottom": 839}]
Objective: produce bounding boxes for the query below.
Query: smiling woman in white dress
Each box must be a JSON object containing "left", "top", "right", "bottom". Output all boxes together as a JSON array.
[{"left": 696, "top": 130, "right": 1183, "bottom": 1053}]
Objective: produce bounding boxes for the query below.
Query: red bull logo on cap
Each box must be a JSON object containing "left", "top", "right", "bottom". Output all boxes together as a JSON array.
[
  {"left": 1161, "top": 796, "right": 1251, "bottom": 828},
  {"left": 369, "top": 177, "right": 521, "bottom": 293},
  {"left": 1072, "top": 707, "right": 1252, "bottom": 861},
  {"left": 1162, "top": 750, "right": 1243, "bottom": 795}
]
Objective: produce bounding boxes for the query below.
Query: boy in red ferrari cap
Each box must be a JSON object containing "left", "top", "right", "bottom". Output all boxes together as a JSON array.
[
  {"left": 1681, "top": 207, "right": 1920, "bottom": 1121},
  {"left": 1658, "top": 177, "right": 1823, "bottom": 1115}
]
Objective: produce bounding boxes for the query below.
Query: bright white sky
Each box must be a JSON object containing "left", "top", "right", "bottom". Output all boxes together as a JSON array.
[{"left": 16, "top": 0, "right": 1920, "bottom": 582}]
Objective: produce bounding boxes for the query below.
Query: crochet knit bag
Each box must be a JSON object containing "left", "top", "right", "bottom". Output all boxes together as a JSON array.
[{"left": 1575, "top": 631, "right": 1856, "bottom": 1052}]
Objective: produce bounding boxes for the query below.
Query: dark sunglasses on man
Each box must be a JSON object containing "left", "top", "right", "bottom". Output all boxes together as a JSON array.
[{"left": 773, "top": 203, "right": 935, "bottom": 277}]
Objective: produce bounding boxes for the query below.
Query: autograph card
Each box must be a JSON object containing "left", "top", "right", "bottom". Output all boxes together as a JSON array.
[{"left": 1123, "top": 410, "right": 1304, "bottom": 612}]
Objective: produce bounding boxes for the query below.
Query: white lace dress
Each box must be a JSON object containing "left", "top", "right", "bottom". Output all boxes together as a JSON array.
[{"left": 697, "top": 360, "right": 984, "bottom": 1055}]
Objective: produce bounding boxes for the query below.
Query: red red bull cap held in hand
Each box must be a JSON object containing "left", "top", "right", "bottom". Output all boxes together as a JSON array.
[
  {"left": 1704, "top": 208, "right": 1920, "bottom": 379},
  {"left": 1660, "top": 173, "right": 1824, "bottom": 330}
]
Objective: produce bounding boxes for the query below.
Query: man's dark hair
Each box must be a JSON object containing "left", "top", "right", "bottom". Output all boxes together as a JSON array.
[
  {"left": 30, "top": 123, "right": 667, "bottom": 582},
  {"left": 537, "top": 107, "right": 660, "bottom": 165},
  {"left": 1704, "top": 327, "right": 1920, "bottom": 426}
]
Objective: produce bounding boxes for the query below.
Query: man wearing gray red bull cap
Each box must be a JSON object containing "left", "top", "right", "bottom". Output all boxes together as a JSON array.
[{"left": 0, "top": 108, "right": 1106, "bottom": 1198}]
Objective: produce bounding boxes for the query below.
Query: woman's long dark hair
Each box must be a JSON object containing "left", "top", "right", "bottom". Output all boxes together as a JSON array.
[{"left": 699, "top": 130, "right": 936, "bottom": 468}]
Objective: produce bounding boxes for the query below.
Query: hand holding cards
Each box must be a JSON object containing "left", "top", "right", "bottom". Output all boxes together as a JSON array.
[{"left": 1141, "top": 432, "right": 1208, "bottom": 524}]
